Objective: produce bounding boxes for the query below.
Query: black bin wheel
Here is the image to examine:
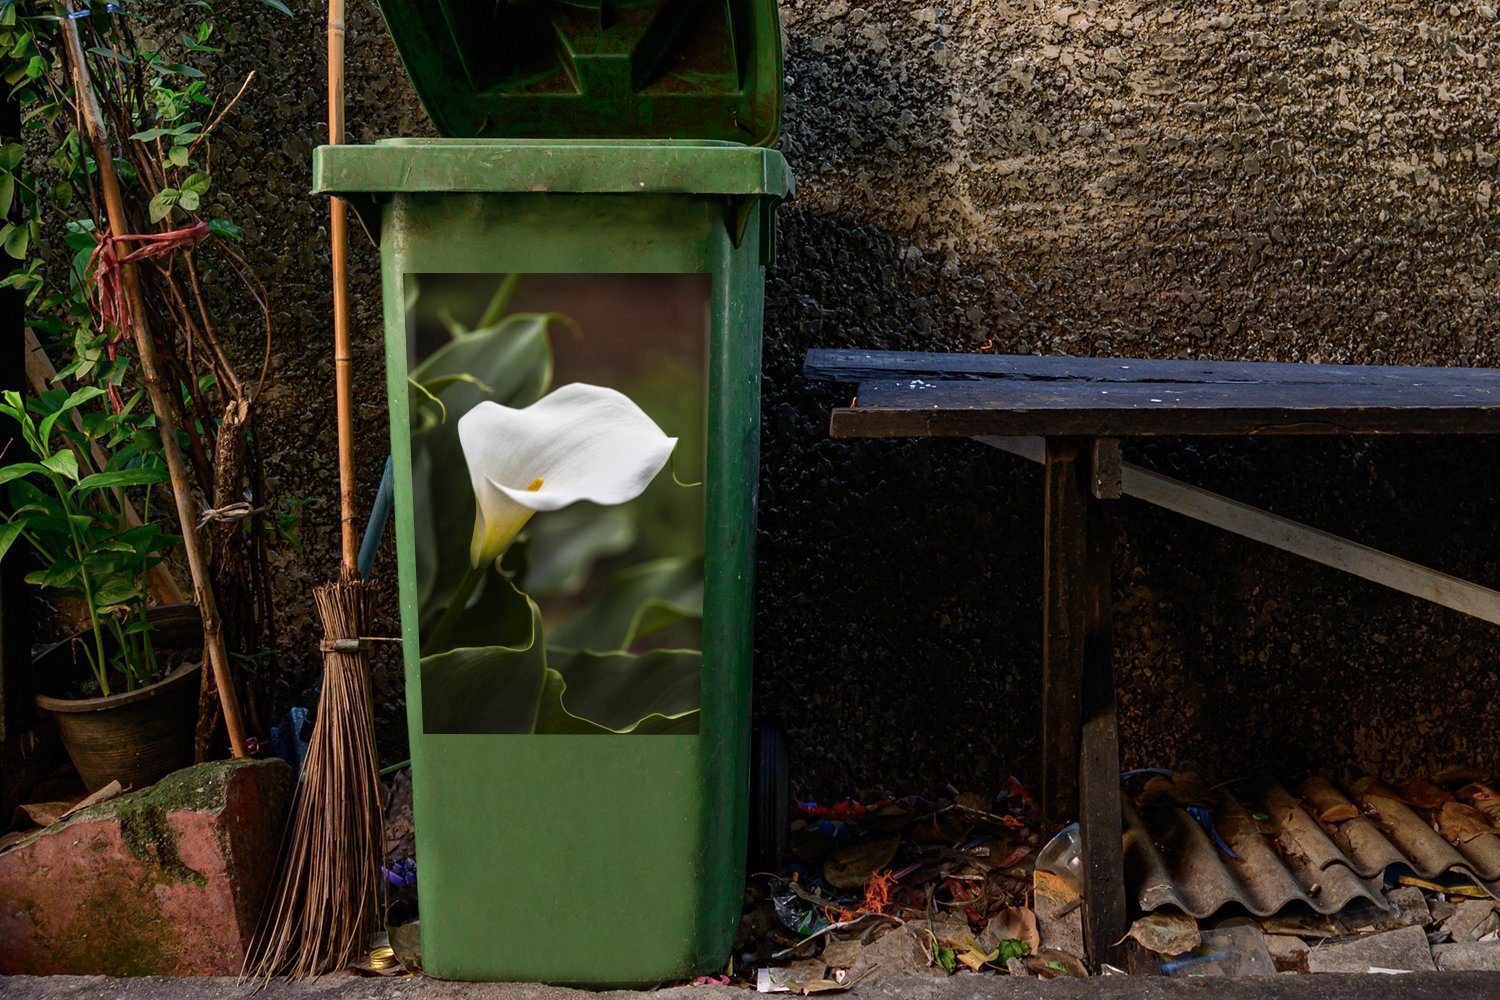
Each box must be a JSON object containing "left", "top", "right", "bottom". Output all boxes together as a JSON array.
[{"left": 748, "top": 718, "right": 788, "bottom": 873}]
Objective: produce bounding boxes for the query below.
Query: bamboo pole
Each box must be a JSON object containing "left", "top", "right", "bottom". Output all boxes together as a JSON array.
[
  {"left": 23, "top": 329, "right": 187, "bottom": 607},
  {"left": 328, "top": 0, "right": 358, "bottom": 576},
  {"left": 61, "top": 9, "right": 248, "bottom": 758}
]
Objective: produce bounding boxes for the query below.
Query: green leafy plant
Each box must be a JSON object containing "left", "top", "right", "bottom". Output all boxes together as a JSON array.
[
  {"left": 1, "top": 2, "right": 294, "bottom": 746},
  {"left": 0, "top": 386, "right": 178, "bottom": 695},
  {"left": 408, "top": 278, "right": 705, "bottom": 735}
]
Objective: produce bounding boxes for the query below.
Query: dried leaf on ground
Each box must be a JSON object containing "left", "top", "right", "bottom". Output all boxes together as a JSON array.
[
  {"left": 18, "top": 780, "right": 123, "bottom": 829},
  {"left": 1352, "top": 776, "right": 1404, "bottom": 803},
  {"left": 798, "top": 978, "right": 849, "bottom": 995},
  {"left": 1433, "top": 766, "right": 1489, "bottom": 787},
  {"left": 61, "top": 781, "right": 124, "bottom": 819},
  {"left": 1302, "top": 777, "right": 1360, "bottom": 824},
  {"left": 1458, "top": 783, "right": 1500, "bottom": 824},
  {"left": 979, "top": 906, "right": 1039, "bottom": 956},
  {"left": 1124, "top": 913, "right": 1200, "bottom": 956},
  {"left": 820, "top": 939, "right": 862, "bottom": 970},
  {"left": 1026, "top": 949, "right": 1088, "bottom": 978},
  {"left": 1439, "top": 801, "right": 1497, "bottom": 844},
  {"left": 18, "top": 802, "right": 70, "bottom": 828},
  {"left": 825, "top": 837, "right": 899, "bottom": 889},
  {"left": 957, "top": 934, "right": 1027, "bottom": 972},
  {"left": 955, "top": 945, "right": 989, "bottom": 973},
  {"left": 1395, "top": 777, "right": 1455, "bottom": 811}
]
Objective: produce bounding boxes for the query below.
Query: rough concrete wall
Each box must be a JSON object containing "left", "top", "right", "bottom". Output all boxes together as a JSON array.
[
  {"left": 175, "top": 1, "right": 1499, "bottom": 792},
  {"left": 759, "top": 0, "right": 1500, "bottom": 796}
]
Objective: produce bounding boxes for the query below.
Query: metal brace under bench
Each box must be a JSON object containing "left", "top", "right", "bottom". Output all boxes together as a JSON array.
[{"left": 804, "top": 348, "right": 1500, "bottom": 968}]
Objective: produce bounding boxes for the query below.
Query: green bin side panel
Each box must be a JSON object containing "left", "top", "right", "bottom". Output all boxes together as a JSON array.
[{"left": 381, "top": 191, "right": 764, "bottom": 983}]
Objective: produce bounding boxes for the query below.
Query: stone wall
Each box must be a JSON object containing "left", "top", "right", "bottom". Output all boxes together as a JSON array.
[{"left": 195, "top": 1, "right": 1500, "bottom": 794}]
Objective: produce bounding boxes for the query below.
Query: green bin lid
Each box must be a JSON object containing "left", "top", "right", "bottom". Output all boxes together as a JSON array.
[{"left": 372, "top": 0, "right": 783, "bottom": 145}]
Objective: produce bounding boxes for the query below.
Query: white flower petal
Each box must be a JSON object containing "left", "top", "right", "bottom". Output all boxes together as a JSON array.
[{"left": 457, "top": 383, "right": 677, "bottom": 568}]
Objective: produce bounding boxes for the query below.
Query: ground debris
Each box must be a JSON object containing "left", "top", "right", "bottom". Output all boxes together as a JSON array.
[
  {"left": 1441, "top": 899, "right": 1498, "bottom": 943},
  {"left": 1264, "top": 933, "right": 1310, "bottom": 973},
  {"left": 1306, "top": 924, "right": 1438, "bottom": 973},
  {"left": 737, "top": 770, "right": 1500, "bottom": 985},
  {"left": 1433, "top": 941, "right": 1500, "bottom": 971},
  {"left": 741, "top": 783, "right": 1065, "bottom": 986}
]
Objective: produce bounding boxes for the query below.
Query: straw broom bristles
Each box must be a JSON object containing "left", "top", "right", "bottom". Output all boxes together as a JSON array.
[{"left": 244, "top": 579, "right": 383, "bottom": 978}]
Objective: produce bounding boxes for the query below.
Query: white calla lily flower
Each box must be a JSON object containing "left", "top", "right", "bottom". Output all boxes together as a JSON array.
[{"left": 457, "top": 382, "right": 677, "bottom": 569}]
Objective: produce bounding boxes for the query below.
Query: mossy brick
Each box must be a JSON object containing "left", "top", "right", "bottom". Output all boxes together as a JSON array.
[{"left": 0, "top": 758, "right": 291, "bottom": 976}]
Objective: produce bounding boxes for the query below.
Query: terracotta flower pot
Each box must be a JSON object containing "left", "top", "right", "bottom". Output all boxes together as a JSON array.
[{"left": 33, "top": 604, "right": 203, "bottom": 792}]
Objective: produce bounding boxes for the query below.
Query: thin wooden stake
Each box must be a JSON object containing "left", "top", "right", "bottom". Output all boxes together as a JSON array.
[{"left": 61, "top": 9, "right": 247, "bottom": 758}]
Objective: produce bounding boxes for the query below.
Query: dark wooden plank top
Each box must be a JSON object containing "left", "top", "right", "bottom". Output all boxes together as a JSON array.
[{"left": 805, "top": 349, "right": 1500, "bottom": 438}]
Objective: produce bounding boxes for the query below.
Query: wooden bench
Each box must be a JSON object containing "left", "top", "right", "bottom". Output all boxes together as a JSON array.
[{"left": 804, "top": 348, "right": 1500, "bottom": 967}]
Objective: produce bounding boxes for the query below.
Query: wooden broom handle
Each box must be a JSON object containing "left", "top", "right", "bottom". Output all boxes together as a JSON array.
[
  {"left": 329, "top": 0, "right": 358, "bottom": 578},
  {"left": 61, "top": 8, "right": 248, "bottom": 758}
]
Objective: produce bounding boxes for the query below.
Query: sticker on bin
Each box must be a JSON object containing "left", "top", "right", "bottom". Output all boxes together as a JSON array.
[{"left": 409, "top": 273, "right": 706, "bottom": 735}]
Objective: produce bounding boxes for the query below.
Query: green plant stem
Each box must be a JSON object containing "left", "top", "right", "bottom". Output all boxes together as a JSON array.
[
  {"left": 477, "top": 273, "right": 519, "bottom": 328},
  {"left": 138, "top": 601, "right": 158, "bottom": 686},
  {"left": 59, "top": 479, "right": 109, "bottom": 695},
  {"left": 105, "top": 614, "right": 133, "bottom": 690},
  {"left": 423, "top": 563, "right": 484, "bottom": 656}
]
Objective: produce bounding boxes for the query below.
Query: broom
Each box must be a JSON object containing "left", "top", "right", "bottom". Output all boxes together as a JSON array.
[{"left": 245, "top": 0, "right": 383, "bottom": 977}]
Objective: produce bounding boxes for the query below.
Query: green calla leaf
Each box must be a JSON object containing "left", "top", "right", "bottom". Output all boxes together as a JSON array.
[
  {"left": 420, "top": 588, "right": 546, "bottom": 734},
  {"left": 522, "top": 502, "right": 636, "bottom": 598},
  {"left": 436, "top": 568, "right": 532, "bottom": 653},
  {"left": 548, "top": 556, "right": 703, "bottom": 652},
  {"left": 536, "top": 647, "right": 701, "bottom": 734}
]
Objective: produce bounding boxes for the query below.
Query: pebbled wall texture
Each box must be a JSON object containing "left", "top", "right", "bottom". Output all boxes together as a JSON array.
[{"left": 179, "top": 1, "right": 1500, "bottom": 796}]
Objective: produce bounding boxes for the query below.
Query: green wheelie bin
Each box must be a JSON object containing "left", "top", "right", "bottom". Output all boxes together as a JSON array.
[{"left": 312, "top": 0, "right": 791, "bottom": 985}]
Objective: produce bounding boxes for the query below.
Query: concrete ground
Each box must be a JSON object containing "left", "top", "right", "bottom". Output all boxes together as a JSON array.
[{"left": 3, "top": 974, "right": 1500, "bottom": 999}]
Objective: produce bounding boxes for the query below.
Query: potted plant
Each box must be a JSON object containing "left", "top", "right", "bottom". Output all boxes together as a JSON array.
[{"left": 0, "top": 385, "right": 197, "bottom": 791}]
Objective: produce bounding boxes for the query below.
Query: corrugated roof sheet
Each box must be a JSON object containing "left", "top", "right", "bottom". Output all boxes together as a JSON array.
[{"left": 1124, "top": 777, "right": 1500, "bottom": 920}]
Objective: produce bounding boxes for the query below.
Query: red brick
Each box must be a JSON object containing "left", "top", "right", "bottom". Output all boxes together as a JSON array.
[{"left": 0, "top": 758, "right": 291, "bottom": 975}]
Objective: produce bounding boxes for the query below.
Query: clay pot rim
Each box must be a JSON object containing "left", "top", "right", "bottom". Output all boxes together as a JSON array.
[{"left": 36, "top": 659, "right": 201, "bottom": 714}]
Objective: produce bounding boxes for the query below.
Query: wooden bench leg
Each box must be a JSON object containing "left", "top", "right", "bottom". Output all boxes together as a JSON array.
[
  {"left": 1041, "top": 438, "right": 1085, "bottom": 833},
  {"left": 1043, "top": 437, "right": 1128, "bottom": 968},
  {"left": 1080, "top": 493, "right": 1127, "bottom": 966}
]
